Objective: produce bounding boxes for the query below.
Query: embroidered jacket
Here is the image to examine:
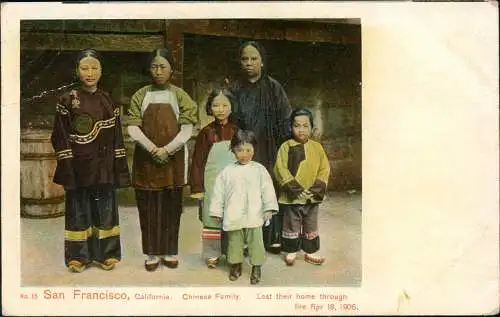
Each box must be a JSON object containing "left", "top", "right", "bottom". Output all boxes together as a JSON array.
[
  {"left": 51, "top": 88, "right": 131, "bottom": 189},
  {"left": 273, "top": 138, "right": 331, "bottom": 204},
  {"left": 188, "top": 120, "right": 239, "bottom": 194}
]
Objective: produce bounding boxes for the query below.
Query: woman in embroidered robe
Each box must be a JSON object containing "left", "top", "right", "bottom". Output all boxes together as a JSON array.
[
  {"left": 51, "top": 48, "right": 131, "bottom": 273},
  {"left": 127, "top": 48, "right": 198, "bottom": 271},
  {"left": 189, "top": 88, "right": 238, "bottom": 269},
  {"left": 230, "top": 41, "right": 292, "bottom": 254}
]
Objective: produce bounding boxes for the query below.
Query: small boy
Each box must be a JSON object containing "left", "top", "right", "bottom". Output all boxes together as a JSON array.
[
  {"left": 209, "top": 130, "right": 278, "bottom": 284},
  {"left": 274, "top": 108, "right": 331, "bottom": 266}
]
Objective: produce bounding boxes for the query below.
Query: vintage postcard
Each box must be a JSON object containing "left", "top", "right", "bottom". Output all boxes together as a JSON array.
[{"left": 1, "top": 1, "right": 498, "bottom": 316}]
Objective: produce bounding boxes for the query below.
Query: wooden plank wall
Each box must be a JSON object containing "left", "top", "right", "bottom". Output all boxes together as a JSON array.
[{"left": 21, "top": 19, "right": 360, "bottom": 87}]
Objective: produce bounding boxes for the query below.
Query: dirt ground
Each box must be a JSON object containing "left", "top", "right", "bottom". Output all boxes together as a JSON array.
[{"left": 21, "top": 192, "right": 361, "bottom": 287}]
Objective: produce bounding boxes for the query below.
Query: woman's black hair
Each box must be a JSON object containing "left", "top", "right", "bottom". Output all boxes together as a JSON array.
[
  {"left": 76, "top": 48, "right": 101, "bottom": 66},
  {"left": 75, "top": 49, "right": 102, "bottom": 82},
  {"left": 290, "top": 108, "right": 315, "bottom": 131},
  {"left": 149, "top": 48, "right": 175, "bottom": 70},
  {"left": 205, "top": 87, "right": 237, "bottom": 116},
  {"left": 239, "top": 40, "right": 267, "bottom": 72},
  {"left": 230, "top": 129, "right": 257, "bottom": 151}
]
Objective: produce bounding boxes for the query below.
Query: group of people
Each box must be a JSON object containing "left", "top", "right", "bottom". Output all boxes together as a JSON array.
[{"left": 50, "top": 41, "right": 331, "bottom": 285}]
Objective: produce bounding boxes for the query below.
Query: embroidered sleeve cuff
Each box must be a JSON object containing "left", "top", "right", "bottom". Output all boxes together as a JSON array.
[
  {"left": 55, "top": 149, "right": 73, "bottom": 160},
  {"left": 308, "top": 179, "right": 327, "bottom": 200},
  {"left": 283, "top": 179, "right": 304, "bottom": 199},
  {"left": 114, "top": 148, "right": 127, "bottom": 158},
  {"left": 56, "top": 104, "right": 69, "bottom": 116}
]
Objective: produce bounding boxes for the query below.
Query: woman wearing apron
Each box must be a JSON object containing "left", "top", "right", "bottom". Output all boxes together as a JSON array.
[
  {"left": 189, "top": 88, "right": 238, "bottom": 268},
  {"left": 127, "top": 48, "right": 197, "bottom": 271}
]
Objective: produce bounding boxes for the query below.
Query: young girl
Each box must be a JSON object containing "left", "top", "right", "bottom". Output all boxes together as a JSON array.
[
  {"left": 273, "top": 108, "right": 331, "bottom": 266},
  {"left": 209, "top": 130, "right": 278, "bottom": 284},
  {"left": 189, "top": 88, "right": 239, "bottom": 269},
  {"left": 51, "top": 48, "right": 131, "bottom": 273}
]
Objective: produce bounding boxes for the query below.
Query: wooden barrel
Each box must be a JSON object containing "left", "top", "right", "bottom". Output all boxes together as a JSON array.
[{"left": 20, "top": 128, "right": 65, "bottom": 218}]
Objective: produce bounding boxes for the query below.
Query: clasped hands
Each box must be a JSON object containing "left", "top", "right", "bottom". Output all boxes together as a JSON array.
[
  {"left": 298, "top": 189, "right": 314, "bottom": 201},
  {"left": 150, "top": 146, "right": 170, "bottom": 164}
]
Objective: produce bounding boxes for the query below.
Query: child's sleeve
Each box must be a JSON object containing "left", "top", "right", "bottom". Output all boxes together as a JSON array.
[
  {"left": 308, "top": 143, "right": 331, "bottom": 200},
  {"left": 189, "top": 129, "right": 210, "bottom": 194},
  {"left": 261, "top": 166, "right": 279, "bottom": 213},
  {"left": 273, "top": 142, "right": 304, "bottom": 198},
  {"left": 209, "top": 169, "right": 225, "bottom": 218}
]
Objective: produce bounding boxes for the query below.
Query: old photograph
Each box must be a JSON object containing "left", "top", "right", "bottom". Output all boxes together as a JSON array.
[
  {"left": 19, "top": 18, "right": 362, "bottom": 287},
  {"left": 2, "top": 2, "right": 498, "bottom": 316}
]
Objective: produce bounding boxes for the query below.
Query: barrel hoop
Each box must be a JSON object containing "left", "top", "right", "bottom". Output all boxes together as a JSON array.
[
  {"left": 21, "top": 196, "right": 65, "bottom": 205},
  {"left": 21, "top": 210, "right": 65, "bottom": 219},
  {"left": 20, "top": 153, "right": 57, "bottom": 160},
  {"left": 20, "top": 138, "right": 52, "bottom": 143}
]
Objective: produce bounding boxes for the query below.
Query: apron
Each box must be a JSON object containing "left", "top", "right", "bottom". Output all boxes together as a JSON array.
[
  {"left": 202, "top": 140, "right": 236, "bottom": 228},
  {"left": 133, "top": 90, "right": 187, "bottom": 189}
]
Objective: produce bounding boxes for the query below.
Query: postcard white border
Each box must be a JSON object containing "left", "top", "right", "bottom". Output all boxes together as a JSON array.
[{"left": 2, "top": 1, "right": 499, "bottom": 315}]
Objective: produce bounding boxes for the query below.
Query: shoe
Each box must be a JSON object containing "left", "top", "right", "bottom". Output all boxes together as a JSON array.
[
  {"left": 144, "top": 259, "right": 160, "bottom": 272},
  {"left": 206, "top": 257, "right": 219, "bottom": 269},
  {"left": 285, "top": 253, "right": 297, "bottom": 266},
  {"left": 95, "top": 258, "right": 119, "bottom": 271},
  {"left": 162, "top": 258, "right": 179, "bottom": 269},
  {"left": 304, "top": 253, "right": 325, "bottom": 265},
  {"left": 68, "top": 260, "right": 86, "bottom": 273},
  {"left": 229, "top": 263, "right": 242, "bottom": 281},
  {"left": 250, "top": 265, "right": 261, "bottom": 285},
  {"left": 266, "top": 243, "right": 281, "bottom": 254}
]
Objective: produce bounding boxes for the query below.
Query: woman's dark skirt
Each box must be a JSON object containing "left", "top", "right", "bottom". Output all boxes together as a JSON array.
[{"left": 135, "top": 187, "right": 183, "bottom": 256}]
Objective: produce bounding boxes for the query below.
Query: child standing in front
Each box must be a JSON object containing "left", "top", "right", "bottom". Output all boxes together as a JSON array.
[
  {"left": 209, "top": 130, "right": 278, "bottom": 284},
  {"left": 273, "top": 108, "right": 331, "bottom": 266},
  {"left": 189, "top": 88, "right": 239, "bottom": 269}
]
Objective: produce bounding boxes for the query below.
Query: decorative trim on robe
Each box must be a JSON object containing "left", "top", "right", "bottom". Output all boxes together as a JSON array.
[
  {"left": 64, "top": 227, "right": 93, "bottom": 241},
  {"left": 114, "top": 148, "right": 127, "bottom": 158},
  {"left": 202, "top": 228, "right": 222, "bottom": 240},
  {"left": 56, "top": 103, "right": 70, "bottom": 115},
  {"left": 69, "top": 116, "right": 116, "bottom": 144},
  {"left": 95, "top": 226, "right": 120, "bottom": 239},
  {"left": 56, "top": 149, "right": 73, "bottom": 160},
  {"left": 282, "top": 231, "right": 300, "bottom": 239}
]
